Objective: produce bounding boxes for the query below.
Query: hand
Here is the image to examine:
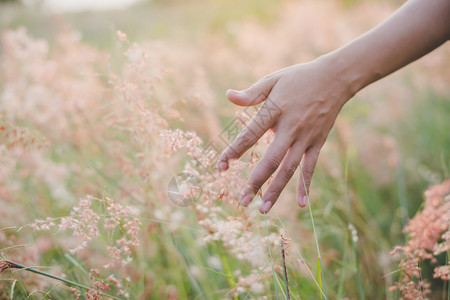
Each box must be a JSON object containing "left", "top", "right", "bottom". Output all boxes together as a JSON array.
[
  {"left": 217, "top": 0, "right": 450, "bottom": 214},
  {"left": 218, "top": 57, "right": 354, "bottom": 213}
]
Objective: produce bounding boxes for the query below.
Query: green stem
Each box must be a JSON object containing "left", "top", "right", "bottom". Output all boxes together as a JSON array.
[
  {"left": 281, "top": 236, "right": 290, "bottom": 300},
  {"left": 4, "top": 260, "right": 121, "bottom": 299},
  {"left": 344, "top": 157, "right": 365, "bottom": 300},
  {"left": 299, "top": 165, "right": 328, "bottom": 299},
  {"left": 395, "top": 160, "right": 409, "bottom": 230},
  {"left": 262, "top": 190, "right": 280, "bottom": 300},
  {"left": 219, "top": 252, "right": 238, "bottom": 300}
]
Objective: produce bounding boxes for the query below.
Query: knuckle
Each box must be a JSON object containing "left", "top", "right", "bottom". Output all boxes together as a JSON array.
[
  {"left": 283, "top": 163, "right": 298, "bottom": 179},
  {"left": 305, "top": 165, "right": 315, "bottom": 178},
  {"left": 264, "top": 156, "right": 281, "bottom": 173},
  {"left": 245, "top": 86, "right": 259, "bottom": 102},
  {"left": 237, "top": 129, "right": 255, "bottom": 148},
  {"left": 254, "top": 89, "right": 268, "bottom": 102},
  {"left": 303, "top": 169, "right": 314, "bottom": 185},
  {"left": 260, "top": 73, "right": 275, "bottom": 86}
]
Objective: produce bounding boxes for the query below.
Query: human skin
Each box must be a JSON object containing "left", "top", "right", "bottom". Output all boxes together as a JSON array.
[{"left": 217, "top": 0, "right": 450, "bottom": 214}]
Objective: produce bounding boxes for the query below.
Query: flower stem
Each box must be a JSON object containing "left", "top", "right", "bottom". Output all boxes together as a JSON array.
[
  {"left": 281, "top": 235, "right": 290, "bottom": 300},
  {"left": 3, "top": 260, "right": 121, "bottom": 299}
]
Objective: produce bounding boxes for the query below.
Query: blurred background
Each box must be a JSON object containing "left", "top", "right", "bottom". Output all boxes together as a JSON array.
[{"left": 0, "top": 0, "right": 449, "bottom": 299}]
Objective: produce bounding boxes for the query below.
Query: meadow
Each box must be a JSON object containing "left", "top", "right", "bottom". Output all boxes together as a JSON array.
[{"left": 0, "top": 0, "right": 449, "bottom": 299}]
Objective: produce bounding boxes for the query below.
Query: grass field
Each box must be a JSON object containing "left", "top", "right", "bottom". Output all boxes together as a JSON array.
[{"left": 0, "top": 0, "right": 449, "bottom": 299}]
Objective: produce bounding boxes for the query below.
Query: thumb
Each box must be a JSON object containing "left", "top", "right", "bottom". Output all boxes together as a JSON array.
[{"left": 226, "top": 76, "right": 278, "bottom": 107}]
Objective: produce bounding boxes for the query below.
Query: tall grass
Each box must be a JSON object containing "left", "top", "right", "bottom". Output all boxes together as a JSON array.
[{"left": 0, "top": 0, "right": 449, "bottom": 298}]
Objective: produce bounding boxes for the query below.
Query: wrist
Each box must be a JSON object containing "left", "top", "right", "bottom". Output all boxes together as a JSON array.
[
  {"left": 318, "top": 52, "right": 370, "bottom": 101},
  {"left": 316, "top": 52, "right": 370, "bottom": 105}
]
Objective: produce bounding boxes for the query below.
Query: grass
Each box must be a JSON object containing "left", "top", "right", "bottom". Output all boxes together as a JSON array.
[
  {"left": 344, "top": 156, "right": 365, "bottom": 300},
  {"left": 0, "top": 0, "right": 449, "bottom": 299},
  {"left": 0, "top": 259, "right": 122, "bottom": 299}
]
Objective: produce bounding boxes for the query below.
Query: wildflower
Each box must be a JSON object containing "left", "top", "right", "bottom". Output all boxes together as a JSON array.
[
  {"left": 390, "top": 180, "right": 450, "bottom": 298},
  {"left": 33, "top": 196, "right": 141, "bottom": 267}
]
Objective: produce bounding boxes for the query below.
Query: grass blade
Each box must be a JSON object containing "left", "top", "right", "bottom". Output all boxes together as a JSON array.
[
  {"left": 299, "top": 165, "right": 328, "bottom": 300},
  {"left": 317, "top": 257, "right": 322, "bottom": 294},
  {"left": 281, "top": 235, "right": 290, "bottom": 300},
  {"left": 344, "top": 155, "right": 365, "bottom": 300},
  {"left": 2, "top": 260, "right": 121, "bottom": 299},
  {"left": 10, "top": 279, "right": 17, "bottom": 300},
  {"left": 262, "top": 191, "right": 281, "bottom": 299}
]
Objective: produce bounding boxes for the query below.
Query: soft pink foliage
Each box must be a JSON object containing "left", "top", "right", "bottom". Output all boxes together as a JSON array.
[
  {"left": 33, "top": 195, "right": 141, "bottom": 267},
  {"left": 391, "top": 180, "right": 450, "bottom": 299},
  {"left": 1, "top": 0, "right": 449, "bottom": 297}
]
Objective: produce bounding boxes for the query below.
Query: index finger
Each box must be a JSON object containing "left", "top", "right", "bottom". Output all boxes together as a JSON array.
[{"left": 218, "top": 99, "right": 281, "bottom": 171}]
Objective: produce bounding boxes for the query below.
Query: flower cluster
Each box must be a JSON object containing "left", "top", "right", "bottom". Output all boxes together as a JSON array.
[
  {"left": 390, "top": 180, "right": 450, "bottom": 298},
  {"left": 32, "top": 195, "right": 141, "bottom": 267}
]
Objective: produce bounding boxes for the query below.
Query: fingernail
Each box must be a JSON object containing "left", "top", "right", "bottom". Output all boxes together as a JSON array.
[
  {"left": 218, "top": 161, "right": 228, "bottom": 171},
  {"left": 226, "top": 89, "right": 243, "bottom": 96},
  {"left": 299, "top": 195, "right": 307, "bottom": 207},
  {"left": 240, "top": 194, "right": 252, "bottom": 207},
  {"left": 263, "top": 201, "right": 272, "bottom": 213}
]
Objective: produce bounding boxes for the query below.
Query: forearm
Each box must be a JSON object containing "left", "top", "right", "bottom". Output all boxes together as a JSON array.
[{"left": 323, "top": 0, "right": 450, "bottom": 98}]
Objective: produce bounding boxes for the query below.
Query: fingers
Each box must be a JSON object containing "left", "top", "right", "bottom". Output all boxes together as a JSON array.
[
  {"left": 226, "top": 75, "right": 278, "bottom": 107},
  {"left": 258, "top": 141, "right": 305, "bottom": 213},
  {"left": 297, "top": 147, "right": 321, "bottom": 207},
  {"left": 218, "top": 101, "right": 281, "bottom": 172},
  {"left": 219, "top": 76, "right": 280, "bottom": 172},
  {"left": 240, "top": 134, "right": 291, "bottom": 208},
  {"left": 218, "top": 120, "right": 267, "bottom": 171}
]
